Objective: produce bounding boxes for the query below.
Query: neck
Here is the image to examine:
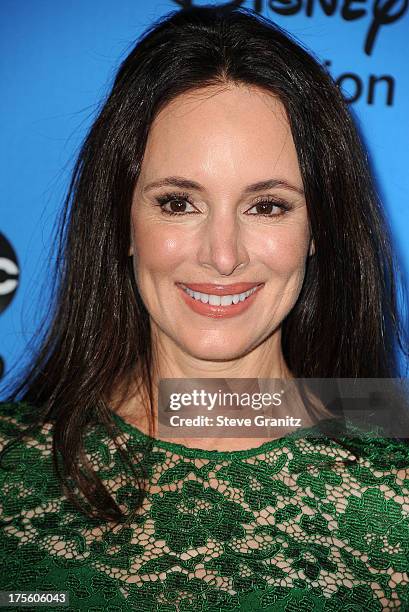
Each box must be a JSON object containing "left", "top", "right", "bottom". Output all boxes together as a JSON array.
[
  {"left": 149, "top": 322, "right": 291, "bottom": 380},
  {"left": 109, "top": 325, "right": 299, "bottom": 441}
]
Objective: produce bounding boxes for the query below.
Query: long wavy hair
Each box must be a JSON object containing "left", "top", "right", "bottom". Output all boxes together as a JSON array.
[{"left": 1, "top": 4, "right": 408, "bottom": 525}]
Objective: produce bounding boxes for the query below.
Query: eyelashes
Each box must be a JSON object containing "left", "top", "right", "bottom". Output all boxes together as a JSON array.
[{"left": 154, "top": 191, "right": 293, "bottom": 219}]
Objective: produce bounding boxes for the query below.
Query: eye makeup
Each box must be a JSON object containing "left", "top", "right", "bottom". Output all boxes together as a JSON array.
[{"left": 153, "top": 191, "right": 293, "bottom": 218}]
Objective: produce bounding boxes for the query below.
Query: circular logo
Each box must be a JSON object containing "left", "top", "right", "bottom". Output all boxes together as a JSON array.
[{"left": 0, "top": 232, "right": 20, "bottom": 314}]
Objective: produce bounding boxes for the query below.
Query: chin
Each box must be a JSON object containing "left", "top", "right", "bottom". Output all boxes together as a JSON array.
[{"left": 182, "top": 340, "right": 253, "bottom": 362}]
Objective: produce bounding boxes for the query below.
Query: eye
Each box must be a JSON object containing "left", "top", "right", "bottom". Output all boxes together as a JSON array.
[
  {"left": 246, "top": 197, "right": 291, "bottom": 217},
  {"left": 154, "top": 192, "right": 292, "bottom": 218},
  {"left": 155, "top": 192, "right": 199, "bottom": 216}
]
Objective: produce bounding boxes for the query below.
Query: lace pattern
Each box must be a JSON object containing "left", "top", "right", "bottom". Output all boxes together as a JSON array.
[{"left": 1, "top": 401, "right": 409, "bottom": 611}]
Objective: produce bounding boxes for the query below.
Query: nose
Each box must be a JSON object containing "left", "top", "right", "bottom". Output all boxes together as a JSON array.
[{"left": 197, "top": 209, "right": 250, "bottom": 276}]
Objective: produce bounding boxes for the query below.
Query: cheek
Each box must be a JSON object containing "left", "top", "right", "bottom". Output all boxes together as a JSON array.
[
  {"left": 254, "top": 225, "right": 309, "bottom": 275},
  {"left": 131, "top": 219, "right": 190, "bottom": 273}
]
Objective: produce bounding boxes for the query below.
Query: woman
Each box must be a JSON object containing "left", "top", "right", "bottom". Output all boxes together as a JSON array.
[{"left": 1, "top": 5, "right": 409, "bottom": 610}]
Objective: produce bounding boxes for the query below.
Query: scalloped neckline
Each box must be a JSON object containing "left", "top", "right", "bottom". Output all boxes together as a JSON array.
[{"left": 109, "top": 409, "right": 344, "bottom": 459}]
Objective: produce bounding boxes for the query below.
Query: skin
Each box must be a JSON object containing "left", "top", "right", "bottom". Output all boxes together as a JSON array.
[{"left": 119, "top": 83, "right": 318, "bottom": 450}]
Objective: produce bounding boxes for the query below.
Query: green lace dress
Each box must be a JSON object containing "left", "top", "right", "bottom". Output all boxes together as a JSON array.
[{"left": 1, "top": 400, "right": 409, "bottom": 611}]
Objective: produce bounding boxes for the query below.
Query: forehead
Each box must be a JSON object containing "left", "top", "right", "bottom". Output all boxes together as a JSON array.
[{"left": 138, "top": 84, "right": 302, "bottom": 188}]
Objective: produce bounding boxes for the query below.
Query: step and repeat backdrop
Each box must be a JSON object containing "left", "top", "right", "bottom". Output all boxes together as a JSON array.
[{"left": 1, "top": 0, "right": 408, "bottom": 388}]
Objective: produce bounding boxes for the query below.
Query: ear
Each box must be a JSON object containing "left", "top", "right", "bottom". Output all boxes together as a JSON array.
[{"left": 309, "top": 238, "right": 315, "bottom": 257}]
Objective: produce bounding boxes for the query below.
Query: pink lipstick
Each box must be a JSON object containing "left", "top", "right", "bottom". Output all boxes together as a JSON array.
[{"left": 176, "top": 282, "right": 264, "bottom": 319}]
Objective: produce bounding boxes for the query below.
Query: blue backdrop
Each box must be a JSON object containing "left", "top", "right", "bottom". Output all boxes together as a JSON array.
[{"left": 1, "top": 0, "right": 408, "bottom": 389}]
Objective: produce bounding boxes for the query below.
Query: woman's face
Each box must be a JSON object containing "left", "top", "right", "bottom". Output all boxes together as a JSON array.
[{"left": 130, "top": 84, "right": 314, "bottom": 361}]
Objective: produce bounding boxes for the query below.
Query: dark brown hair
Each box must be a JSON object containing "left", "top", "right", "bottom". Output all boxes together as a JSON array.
[{"left": 1, "top": 4, "right": 408, "bottom": 525}]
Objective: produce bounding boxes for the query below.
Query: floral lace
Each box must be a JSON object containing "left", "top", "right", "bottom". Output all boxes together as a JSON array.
[{"left": 1, "top": 401, "right": 409, "bottom": 611}]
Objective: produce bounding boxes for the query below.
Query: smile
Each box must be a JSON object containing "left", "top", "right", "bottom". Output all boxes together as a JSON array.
[
  {"left": 180, "top": 284, "right": 258, "bottom": 306},
  {"left": 176, "top": 282, "right": 264, "bottom": 318}
]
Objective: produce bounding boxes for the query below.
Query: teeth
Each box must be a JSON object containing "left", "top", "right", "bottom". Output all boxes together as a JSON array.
[
  {"left": 209, "top": 294, "right": 221, "bottom": 306},
  {"left": 182, "top": 285, "right": 259, "bottom": 305}
]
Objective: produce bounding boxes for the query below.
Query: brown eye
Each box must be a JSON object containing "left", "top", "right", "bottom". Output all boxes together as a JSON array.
[
  {"left": 167, "top": 199, "right": 188, "bottom": 213},
  {"left": 256, "top": 202, "right": 278, "bottom": 214},
  {"left": 246, "top": 199, "right": 290, "bottom": 217},
  {"left": 155, "top": 192, "right": 199, "bottom": 216}
]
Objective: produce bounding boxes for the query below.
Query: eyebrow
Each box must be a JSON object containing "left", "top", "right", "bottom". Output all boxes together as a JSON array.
[{"left": 143, "top": 176, "right": 305, "bottom": 196}]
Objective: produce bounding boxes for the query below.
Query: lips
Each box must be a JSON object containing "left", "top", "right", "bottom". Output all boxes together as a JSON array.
[
  {"left": 176, "top": 282, "right": 264, "bottom": 295},
  {"left": 177, "top": 282, "right": 264, "bottom": 318}
]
